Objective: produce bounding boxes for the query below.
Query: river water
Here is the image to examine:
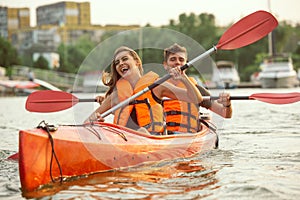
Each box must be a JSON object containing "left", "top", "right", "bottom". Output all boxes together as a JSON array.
[{"left": 0, "top": 88, "right": 299, "bottom": 199}]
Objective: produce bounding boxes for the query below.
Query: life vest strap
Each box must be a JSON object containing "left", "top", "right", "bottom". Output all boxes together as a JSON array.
[
  {"left": 129, "top": 98, "right": 150, "bottom": 105},
  {"left": 165, "top": 110, "right": 197, "bottom": 120},
  {"left": 166, "top": 122, "right": 198, "bottom": 132},
  {"left": 143, "top": 121, "right": 164, "bottom": 129}
]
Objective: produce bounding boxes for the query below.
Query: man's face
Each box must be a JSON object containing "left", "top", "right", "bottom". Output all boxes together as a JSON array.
[{"left": 164, "top": 52, "right": 187, "bottom": 72}]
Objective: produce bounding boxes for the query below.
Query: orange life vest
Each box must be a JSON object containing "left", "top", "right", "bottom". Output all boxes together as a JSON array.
[
  {"left": 113, "top": 71, "right": 164, "bottom": 133},
  {"left": 162, "top": 77, "right": 200, "bottom": 133}
]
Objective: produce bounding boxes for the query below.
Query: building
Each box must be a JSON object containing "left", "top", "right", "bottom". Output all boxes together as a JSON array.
[
  {"left": 0, "top": 6, "right": 30, "bottom": 40},
  {"left": 4, "top": 1, "right": 140, "bottom": 47},
  {"left": 36, "top": 1, "right": 90, "bottom": 26},
  {"left": 3, "top": 1, "right": 140, "bottom": 69}
]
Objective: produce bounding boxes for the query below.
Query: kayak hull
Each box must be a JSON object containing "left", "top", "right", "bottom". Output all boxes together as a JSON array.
[{"left": 19, "top": 122, "right": 217, "bottom": 192}]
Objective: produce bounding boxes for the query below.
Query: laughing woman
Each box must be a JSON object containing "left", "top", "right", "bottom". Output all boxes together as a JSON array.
[{"left": 87, "top": 46, "right": 203, "bottom": 135}]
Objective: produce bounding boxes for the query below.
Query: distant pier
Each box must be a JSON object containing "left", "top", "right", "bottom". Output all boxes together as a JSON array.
[{"left": 237, "top": 82, "right": 261, "bottom": 88}]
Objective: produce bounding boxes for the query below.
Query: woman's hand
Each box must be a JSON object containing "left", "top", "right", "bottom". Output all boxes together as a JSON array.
[
  {"left": 84, "top": 112, "right": 105, "bottom": 124},
  {"left": 96, "top": 95, "right": 105, "bottom": 104}
]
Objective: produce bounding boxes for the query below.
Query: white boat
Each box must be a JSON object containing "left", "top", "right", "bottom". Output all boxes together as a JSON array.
[
  {"left": 258, "top": 55, "right": 299, "bottom": 88},
  {"left": 212, "top": 61, "right": 240, "bottom": 89}
]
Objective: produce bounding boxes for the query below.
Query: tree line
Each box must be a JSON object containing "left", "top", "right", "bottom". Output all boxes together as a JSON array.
[{"left": 1, "top": 12, "right": 300, "bottom": 81}]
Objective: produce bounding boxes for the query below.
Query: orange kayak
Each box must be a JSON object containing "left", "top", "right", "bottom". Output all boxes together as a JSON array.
[{"left": 19, "top": 121, "right": 218, "bottom": 192}]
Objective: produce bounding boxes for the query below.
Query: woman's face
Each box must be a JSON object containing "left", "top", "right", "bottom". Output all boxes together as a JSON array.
[{"left": 114, "top": 51, "right": 139, "bottom": 78}]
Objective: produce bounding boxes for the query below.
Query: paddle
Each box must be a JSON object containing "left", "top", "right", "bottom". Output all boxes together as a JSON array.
[
  {"left": 7, "top": 152, "right": 19, "bottom": 161},
  {"left": 26, "top": 91, "right": 300, "bottom": 113},
  {"left": 26, "top": 10, "right": 278, "bottom": 115},
  {"left": 26, "top": 90, "right": 96, "bottom": 112}
]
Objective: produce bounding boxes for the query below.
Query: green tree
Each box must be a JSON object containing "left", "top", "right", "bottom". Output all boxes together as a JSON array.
[
  {"left": 57, "top": 35, "right": 96, "bottom": 73},
  {"left": 289, "top": 23, "right": 300, "bottom": 71},
  {"left": 293, "top": 42, "right": 300, "bottom": 70},
  {"left": 33, "top": 55, "right": 49, "bottom": 69},
  {"left": 274, "top": 21, "right": 294, "bottom": 54},
  {"left": 165, "top": 13, "right": 218, "bottom": 49},
  {"left": 0, "top": 37, "right": 20, "bottom": 67}
]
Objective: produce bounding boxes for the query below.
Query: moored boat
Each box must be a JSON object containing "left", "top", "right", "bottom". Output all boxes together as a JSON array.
[
  {"left": 211, "top": 61, "right": 240, "bottom": 89},
  {"left": 19, "top": 121, "right": 218, "bottom": 192},
  {"left": 258, "top": 54, "right": 299, "bottom": 88}
]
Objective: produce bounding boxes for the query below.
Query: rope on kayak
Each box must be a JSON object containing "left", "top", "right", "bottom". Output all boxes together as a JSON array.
[
  {"left": 37, "top": 120, "right": 63, "bottom": 184},
  {"left": 199, "top": 119, "right": 217, "bottom": 133},
  {"left": 60, "top": 123, "right": 127, "bottom": 141},
  {"left": 84, "top": 125, "right": 102, "bottom": 140},
  {"left": 100, "top": 125, "right": 128, "bottom": 141},
  {"left": 94, "top": 124, "right": 127, "bottom": 141}
]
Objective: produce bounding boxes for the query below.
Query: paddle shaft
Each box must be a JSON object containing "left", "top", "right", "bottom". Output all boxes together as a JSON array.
[
  {"left": 79, "top": 99, "right": 97, "bottom": 102},
  {"left": 204, "top": 92, "right": 300, "bottom": 104},
  {"left": 203, "top": 96, "right": 253, "bottom": 101},
  {"left": 80, "top": 93, "right": 299, "bottom": 108},
  {"left": 77, "top": 95, "right": 253, "bottom": 104}
]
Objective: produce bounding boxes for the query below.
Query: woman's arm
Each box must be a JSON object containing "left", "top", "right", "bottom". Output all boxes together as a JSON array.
[{"left": 85, "top": 94, "right": 116, "bottom": 122}]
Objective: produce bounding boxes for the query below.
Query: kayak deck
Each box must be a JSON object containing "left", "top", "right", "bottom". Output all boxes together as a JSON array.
[{"left": 19, "top": 122, "right": 217, "bottom": 192}]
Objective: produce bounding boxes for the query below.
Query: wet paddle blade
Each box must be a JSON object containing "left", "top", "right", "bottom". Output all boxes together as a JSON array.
[
  {"left": 217, "top": 10, "right": 278, "bottom": 50},
  {"left": 7, "top": 153, "right": 19, "bottom": 161},
  {"left": 26, "top": 90, "right": 79, "bottom": 112},
  {"left": 250, "top": 92, "right": 300, "bottom": 104}
]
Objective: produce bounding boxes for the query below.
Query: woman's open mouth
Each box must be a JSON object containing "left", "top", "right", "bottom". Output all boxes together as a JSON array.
[{"left": 120, "top": 66, "right": 129, "bottom": 75}]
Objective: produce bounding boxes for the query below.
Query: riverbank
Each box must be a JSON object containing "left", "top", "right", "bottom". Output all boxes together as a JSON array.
[{"left": 238, "top": 81, "right": 261, "bottom": 88}]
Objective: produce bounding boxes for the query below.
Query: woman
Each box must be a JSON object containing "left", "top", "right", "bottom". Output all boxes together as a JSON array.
[{"left": 87, "top": 46, "right": 203, "bottom": 135}]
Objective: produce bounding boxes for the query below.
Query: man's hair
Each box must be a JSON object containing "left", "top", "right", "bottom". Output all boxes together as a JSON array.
[{"left": 163, "top": 43, "right": 187, "bottom": 62}]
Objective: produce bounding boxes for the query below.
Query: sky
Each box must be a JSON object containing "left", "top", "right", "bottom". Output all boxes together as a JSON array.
[{"left": 0, "top": 0, "right": 299, "bottom": 27}]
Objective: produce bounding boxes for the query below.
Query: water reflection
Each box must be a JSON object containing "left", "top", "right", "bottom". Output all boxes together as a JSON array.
[{"left": 22, "top": 155, "right": 220, "bottom": 199}]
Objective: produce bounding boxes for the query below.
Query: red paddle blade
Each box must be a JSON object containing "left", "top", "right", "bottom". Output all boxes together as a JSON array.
[
  {"left": 217, "top": 10, "right": 278, "bottom": 50},
  {"left": 250, "top": 92, "right": 300, "bottom": 104},
  {"left": 7, "top": 153, "right": 19, "bottom": 161},
  {"left": 26, "top": 90, "right": 79, "bottom": 112}
]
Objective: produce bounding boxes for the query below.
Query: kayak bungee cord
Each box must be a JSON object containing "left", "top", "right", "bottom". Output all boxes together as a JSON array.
[
  {"left": 61, "top": 123, "right": 128, "bottom": 141},
  {"left": 99, "top": 124, "right": 128, "bottom": 141},
  {"left": 37, "top": 121, "right": 63, "bottom": 184},
  {"left": 84, "top": 122, "right": 127, "bottom": 142},
  {"left": 85, "top": 125, "right": 102, "bottom": 140}
]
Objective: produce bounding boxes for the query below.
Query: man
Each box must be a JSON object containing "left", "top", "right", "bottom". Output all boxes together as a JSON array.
[{"left": 162, "top": 43, "right": 232, "bottom": 134}]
